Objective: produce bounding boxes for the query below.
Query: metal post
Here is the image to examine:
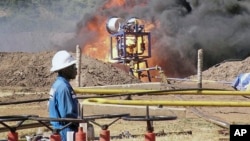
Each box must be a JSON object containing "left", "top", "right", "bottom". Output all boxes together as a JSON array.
[
  {"left": 76, "top": 45, "right": 82, "bottom": 87},
  {"left": 145, "top": 106, "right": 155, "bottom": 141},
  {"left": 197, "top": 49, "right": 203, "bottom": 88}
]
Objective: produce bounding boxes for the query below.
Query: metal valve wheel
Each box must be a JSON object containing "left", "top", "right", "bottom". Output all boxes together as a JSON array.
[
  {"left": 122, "top": 106, "right": 177, "bottom": 132},
  {"left": 84, "top": 113, "right": 130, "bottom": 130},
  {"left": 122, "top": 115, "right": 177, "bottom": 121}
]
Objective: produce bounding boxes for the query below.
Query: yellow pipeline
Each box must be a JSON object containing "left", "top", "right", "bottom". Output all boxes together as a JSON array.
[
  {"left": 74, "top": 88, "right": 250, "bottom": 96},
  {"left": 84, "top": 98, "right": 250, "bottom": 107}
]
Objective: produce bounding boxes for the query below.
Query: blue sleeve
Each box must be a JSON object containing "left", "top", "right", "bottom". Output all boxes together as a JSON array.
[{"left": 57, "top": 87, "right": 78, "bottom": 118}]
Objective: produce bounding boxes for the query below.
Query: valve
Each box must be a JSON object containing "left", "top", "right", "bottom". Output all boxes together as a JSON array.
[
  {"left": 0, "top": 115, "right": 37, "bottom": 141},
  {"left": 122, "top": 106, "right": 177, "bottom": 141},
  {"left": 84, "top": 113, "right": 130, "bottom": 141},
  {"left": 75, "top": 126, "right": 86, "bottom": 141}
]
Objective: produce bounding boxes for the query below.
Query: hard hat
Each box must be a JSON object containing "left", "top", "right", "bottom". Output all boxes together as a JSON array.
[{"left": 50, "top": 50, "right": 77, "bottom": 72}]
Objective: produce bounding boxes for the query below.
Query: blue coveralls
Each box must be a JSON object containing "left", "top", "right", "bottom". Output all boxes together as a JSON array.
[{"left": 48, "top": 75, "right": 79, "bottom": 141}]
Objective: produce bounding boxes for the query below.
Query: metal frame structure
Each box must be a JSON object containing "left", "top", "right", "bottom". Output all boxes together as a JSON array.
[{"left": 106, "top": 17, "right": 161, "bottom": 82}]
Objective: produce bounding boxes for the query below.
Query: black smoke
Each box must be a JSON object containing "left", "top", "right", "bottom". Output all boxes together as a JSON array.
[
  {"left": 1, "top": 0, "right": 250, "bottom": 77},
  {"left": 75, "top": 0, "right": 250, "bottom": 77}
]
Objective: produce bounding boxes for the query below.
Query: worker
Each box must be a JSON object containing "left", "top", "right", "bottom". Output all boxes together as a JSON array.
[
  {"left": 48, "top": 50, "right": 79, "bottom": 141},
  {"left": 232, "top": 73, "right": 250, "bottom": 91},
  {"left": 246, "top": 84, "right": 250, "bottom": 91}
]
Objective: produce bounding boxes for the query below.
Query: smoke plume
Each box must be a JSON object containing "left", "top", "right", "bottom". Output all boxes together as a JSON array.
[
  {"left": 75, "top": 0, "right": 250, "bottom": 77},
  {"left": 0, "top": 0, "right": 89, "bottom": 52},
  {"left": 1, "top": 0, "right": 250, "bottom": 78}
]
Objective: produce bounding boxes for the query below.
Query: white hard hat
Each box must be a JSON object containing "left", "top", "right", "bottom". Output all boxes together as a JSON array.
[{"left": 50, "top": 50, "right": 77, "bottom": 72}]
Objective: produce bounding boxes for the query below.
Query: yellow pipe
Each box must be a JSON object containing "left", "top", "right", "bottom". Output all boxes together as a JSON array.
[
  {"left": 83, "top": 98, "right": 250, "bottom": 107},
  {"left": 167, "top": 90, "right": 250, "bottom": 95},
  {"left": 74, "top": 88, "right": 250, "bottom": 96}
]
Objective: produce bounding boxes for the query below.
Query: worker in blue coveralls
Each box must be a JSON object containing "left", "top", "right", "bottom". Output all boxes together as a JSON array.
[{"left": 48, "top": 50, "right": 79, "bottom": 141}]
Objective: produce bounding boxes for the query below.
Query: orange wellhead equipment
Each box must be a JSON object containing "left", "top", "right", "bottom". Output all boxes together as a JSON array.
[
  {"left": 75, "top": 127, "right": 86, "bottom": 141},
  {"left": 99, "top": 129, "right": 110, "bottom": 141}
]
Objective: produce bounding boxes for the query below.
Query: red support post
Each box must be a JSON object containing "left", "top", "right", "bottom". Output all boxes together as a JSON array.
[
  {"left": 145, "top": 132, "right": 155, "bottom": 141},
  {"left": 7, "top": 131, "right": 18, "bottom": 141},
  {"left": 99, "top": 129, "right": 110, "bottom": 141},
  {"left": 50, "top": 133, "right": 61, "bottom": 141},
  {"left": 75, "top": 127, "right": 86, "bottom": 141}
]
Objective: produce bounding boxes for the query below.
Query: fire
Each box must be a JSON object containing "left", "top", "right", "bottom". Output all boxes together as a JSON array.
[
  {"left": 77, "top": 0, "right": 163, "bottom": 82},
  {"left": 80, "top": 15, "right": 110, "bottom": 61},
  {"left": 81, "top": 19, "right": 156, "bottom": 60},
  {"left": 74, "top": 0, "right": 201, "bottom": 81},
  {"left": 103, "top": 0, "right": 126, "bottom": 8}
]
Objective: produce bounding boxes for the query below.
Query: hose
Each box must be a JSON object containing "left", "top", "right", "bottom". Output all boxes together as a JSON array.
[{"left": 1, "top": 88, "right": 250, "bottom": 106}]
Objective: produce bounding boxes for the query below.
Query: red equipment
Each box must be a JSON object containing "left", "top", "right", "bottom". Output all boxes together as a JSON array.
[
  {"left": 99, "top": 129, "right": 110, "bottom": 141},
  {"left": 7, "top": 131, "right": 18, "bottom": 141},
  {"left": 50, "top": 133, "right": 61, "bottom": 141},
  {"left": 75, "top": 126, "right": 86, "bottom": 141},
  {"left": 145, "top": 132, "right": 155, "bottom": 141}
]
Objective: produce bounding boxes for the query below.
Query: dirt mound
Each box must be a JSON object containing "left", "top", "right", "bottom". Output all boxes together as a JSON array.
[
  {"left": 0, "top": 51, "right": 141, "bottom": 92},
  {"left": 1, "top": 51, "right": 250, "bottom": 92},
  {"left": 0, "top": 52, "right": 54, "bottom": 90},
  {"left": 189, "top": 57, "right": 250, "bottom": 83},
  {"left": 79, "top": 55, "right": 141, "bottom": 86}
]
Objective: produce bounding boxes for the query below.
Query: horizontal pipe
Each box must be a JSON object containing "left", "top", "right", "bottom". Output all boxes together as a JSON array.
[
  {"left": 74, "top": 88, "right": 153, "bottom": 94},
  {"left": 165, "top": 77, "right": 232, "bottom": 84},
  {"left": 74, "top": 88, "right": 250, "bottom": 96},
  {"left": 75, "top": 82, "right": 163, "bottom": 88},
  {"left": 0, "top": 98, "right": 48, "bottom": 106},
  {"left": 83, "top": 98, "right": 250, "bottom": 107},
  {"left": 133, "top": 66, "right": 161, "bottom": 72},
  {"left": 0, "top": 121, "right": 50, "bottom": 133}
]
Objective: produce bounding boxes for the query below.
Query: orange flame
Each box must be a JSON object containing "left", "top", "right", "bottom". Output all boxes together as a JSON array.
[
  {"left": 80, "top": 15, "right": 110, "bottom": 61},
  {"left": 78, "top": 0, "right": 165, "bottom": 82},
  {"left": 103, "top": 0, "right": 126, "bottom": 8}
]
